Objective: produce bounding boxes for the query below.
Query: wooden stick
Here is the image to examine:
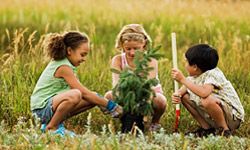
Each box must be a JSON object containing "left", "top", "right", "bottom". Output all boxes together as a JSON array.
[{"left": 171, "top": 32, "right": 180, "bottom": 132}]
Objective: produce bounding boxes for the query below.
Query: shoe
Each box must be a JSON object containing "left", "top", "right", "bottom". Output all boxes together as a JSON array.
[
  {"left": 110, "top": 105, "right": 123, "bottom": 118},
  {"left": 45, "top": 123, "right": 76, "bottom": 138},
  {"left": 40, "top": 123, "right": 64, "bottom": 136},
  {"left": 222, "top": 130, "right": 232, "bottom": 137},
  {"left": 50, "top": 124, "right": 65, "bottom": 137},
  {"left": 58, "top": 123, "right": 76, "bottom": 138},
  {"left": 185, "top": 127, "right": 216, "bottom": 137},
  {"left": 40, "top": 123, "right": 46, "bottom": 133},
  {"left": 149, "top": 123, "right": 161, "bottom": 132},
  {"left": 217, "top": 128, "right": 232, "bottom": 137}
]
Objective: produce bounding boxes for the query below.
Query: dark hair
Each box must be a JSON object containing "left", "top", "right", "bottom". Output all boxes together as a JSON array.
[
  {"left": 185, "top": 44, "right": 219, "bottom": 72},
  {"left": 45, "top": 31, "right": 89, "bottom": 60}
]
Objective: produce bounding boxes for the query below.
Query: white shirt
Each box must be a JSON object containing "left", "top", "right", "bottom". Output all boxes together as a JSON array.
[{"left": 187, "top": 67, "right": 244, "bottom": 121}]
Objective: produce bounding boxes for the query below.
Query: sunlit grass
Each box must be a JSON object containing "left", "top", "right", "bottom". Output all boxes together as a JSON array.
[
  {"left": 1, "top": 114, "right": 250, "bottom": 149},
  {"left": 0, "top": 0, "right": 250, "bottom": 149}
]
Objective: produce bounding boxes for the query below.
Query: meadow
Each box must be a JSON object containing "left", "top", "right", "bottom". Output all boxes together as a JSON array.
[{"left": 0, "top": 0, "right": 250, "bottom": 149}]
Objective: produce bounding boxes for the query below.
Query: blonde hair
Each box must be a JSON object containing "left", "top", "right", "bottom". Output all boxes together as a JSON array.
[{"left": 115, "top": 24, "right": 152, "bottom": 51}]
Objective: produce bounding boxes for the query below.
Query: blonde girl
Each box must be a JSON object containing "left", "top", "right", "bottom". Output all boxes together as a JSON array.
[{"left": 104, "top": 24, "right": 167, "bottom": 131}]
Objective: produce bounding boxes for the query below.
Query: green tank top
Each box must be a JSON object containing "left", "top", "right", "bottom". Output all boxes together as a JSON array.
[{"left": 30, "top": 58, "right": 77, "bottom": 110}]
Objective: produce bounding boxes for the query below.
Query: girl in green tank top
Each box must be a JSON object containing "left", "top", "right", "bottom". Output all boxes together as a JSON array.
[{"left": 31, "top": 31, "right": 123, "bottom": 137}]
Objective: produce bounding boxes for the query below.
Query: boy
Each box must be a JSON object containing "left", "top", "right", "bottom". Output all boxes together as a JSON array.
[{"left": 171, "top": 44, "right": 244, "bottom": 137}]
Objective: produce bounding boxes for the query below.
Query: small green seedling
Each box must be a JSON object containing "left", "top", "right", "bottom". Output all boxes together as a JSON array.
[{"left": 112, "top": 45, "right": 163, "bottom": 116}]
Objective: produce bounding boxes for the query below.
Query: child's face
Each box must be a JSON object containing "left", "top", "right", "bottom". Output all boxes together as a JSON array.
[
  {"left": 184, "top": 58, "right": 199, "bottom": 76},
  {"left": 122, "top": 40, "right": 145, "bottom": 59},
  {"left": 67, "top": 42, "right": 90, "bottom": 67}
]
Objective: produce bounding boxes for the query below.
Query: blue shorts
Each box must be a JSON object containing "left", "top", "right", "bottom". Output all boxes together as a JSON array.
[{"left": 32, "top": 97, "right": 54, "bottom": 124}]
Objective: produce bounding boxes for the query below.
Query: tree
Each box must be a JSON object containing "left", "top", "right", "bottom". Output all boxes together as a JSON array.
[{"left": 112, "top": 45, "right": 162, "bottom": 117}]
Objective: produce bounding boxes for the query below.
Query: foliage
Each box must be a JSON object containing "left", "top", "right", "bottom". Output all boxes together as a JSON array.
[
  {"left": 0, "top": 0, "right": 249, "bottom": 144},
  {"left": 0, "top": 116, "right": 250, "bottom": 150},
  {"left": 112, "top": 46, "right": 162, "bottom": 116}
]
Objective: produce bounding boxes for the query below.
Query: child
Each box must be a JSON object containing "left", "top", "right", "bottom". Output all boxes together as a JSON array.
[
  {"left": 171, "top": 44, "right": 244, "bottom": 137},
  {"left": 31, "top": 31, "right": 123, "bottom": 137},
  {"left": 104, "top": 24, "right": 167, "bottom": 131}
]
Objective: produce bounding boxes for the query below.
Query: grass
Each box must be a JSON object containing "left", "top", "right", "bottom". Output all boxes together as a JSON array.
[
  {"left": 0, "top": 0, "right": 250, "bottom": 149},
  {"left": 1, "top": 114, "right": 250, "bottom": 150}
]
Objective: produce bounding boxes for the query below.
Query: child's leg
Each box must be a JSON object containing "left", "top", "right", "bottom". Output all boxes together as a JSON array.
[
  {"left": 64, "top": 99, "right": 95, "bottom": 119},
  {"left": 151, "top": 93, "right": 166, "bottom": 124},
  {"left": 46, "top": 89, "right": 84, "bottom": 130},
  {"left": 201, "top": 95, "right": 229, "bottom": 130},
  {"left": 181, "top": 94, "right": 211, "bottom": 129},
  {"left": 220, "top": 100, "right": 241, "bottom": 131}
]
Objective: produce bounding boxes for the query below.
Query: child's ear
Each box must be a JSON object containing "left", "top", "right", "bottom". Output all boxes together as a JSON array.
[
  {"left": 67, "top": 47, "right": 72, "bottom": 55},
  {"left": 193, "top": 64, "right": 198, "bottom": 70}
]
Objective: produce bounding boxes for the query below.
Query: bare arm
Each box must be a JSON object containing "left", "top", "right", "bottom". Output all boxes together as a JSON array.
[
  {"left": 171, "top": 68, "right": 214, "bottom": 98},
  {"left": 176, "top": 85, "right": 187, "bottom": 97},
  {"left": 147, "top": 59, "right": 164, "bottom": 94},
  {"left": 148, "top": 58, "right": 158, "bottom": 79},
  {"left": 54, "top": 65, "right": 108, "bottom": 107},
  {"left": 111, "top": 55, "right": 122, "bottom": 87}
]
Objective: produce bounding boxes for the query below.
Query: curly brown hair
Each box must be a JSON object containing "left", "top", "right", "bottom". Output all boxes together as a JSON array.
[{"left": 44, "top": 31, "right": 89, "bottom": 60}]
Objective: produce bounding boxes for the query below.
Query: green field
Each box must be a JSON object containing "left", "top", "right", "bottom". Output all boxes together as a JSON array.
[{"left": 0, "top": 0, "right": 250, "bottom": 149}]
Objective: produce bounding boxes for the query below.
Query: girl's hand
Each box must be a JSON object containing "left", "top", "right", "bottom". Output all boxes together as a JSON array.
[
  {"left": 172, "top": 92, "right": 182, "bottom": 104},
  {"left": 171, "top": 68, "right": 186, "bottom": 83}
]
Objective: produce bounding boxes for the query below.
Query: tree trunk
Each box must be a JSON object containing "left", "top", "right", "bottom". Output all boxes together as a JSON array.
[{"left": 120, "top": 113, "right": 144, "bottom": 133}]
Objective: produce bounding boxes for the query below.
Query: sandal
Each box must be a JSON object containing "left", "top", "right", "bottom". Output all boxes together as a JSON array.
[
  {"left": 217, "top": 127, "right": 232, "bottom": 137},
  {"left": 149, "top": 123, "right": 161, "bottom": 132},
  {"left": 185, "top": 127, "right": 216, "bottom": 137}
]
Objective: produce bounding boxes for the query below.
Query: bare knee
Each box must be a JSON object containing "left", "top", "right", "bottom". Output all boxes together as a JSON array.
[
  {"left": 201, "top": 96, "right": 218, "bottom": 108},
  {"left": 104, "top": 91, "right": 113, "bottom": 100},
  {"left": 67, "top": 89, "right": 82, "bottom": 105},
  {"left": 181, "top": 93, "right": 190, "bottom": 104},
  {"left": 153, "top": 93, "right": 167, "bottom": 110}
]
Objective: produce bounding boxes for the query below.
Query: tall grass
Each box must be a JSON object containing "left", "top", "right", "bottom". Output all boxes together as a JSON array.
[{"left": 0, "top": 0, "right": 249, "bottom": 140}]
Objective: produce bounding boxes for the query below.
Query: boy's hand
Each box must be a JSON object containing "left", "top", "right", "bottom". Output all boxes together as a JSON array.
[
  {"left": 172, "top": 92, "right": 182, "bottom": 104},
  {"left": 171, "top": 68, "right": 186, "bottom": 83}
]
